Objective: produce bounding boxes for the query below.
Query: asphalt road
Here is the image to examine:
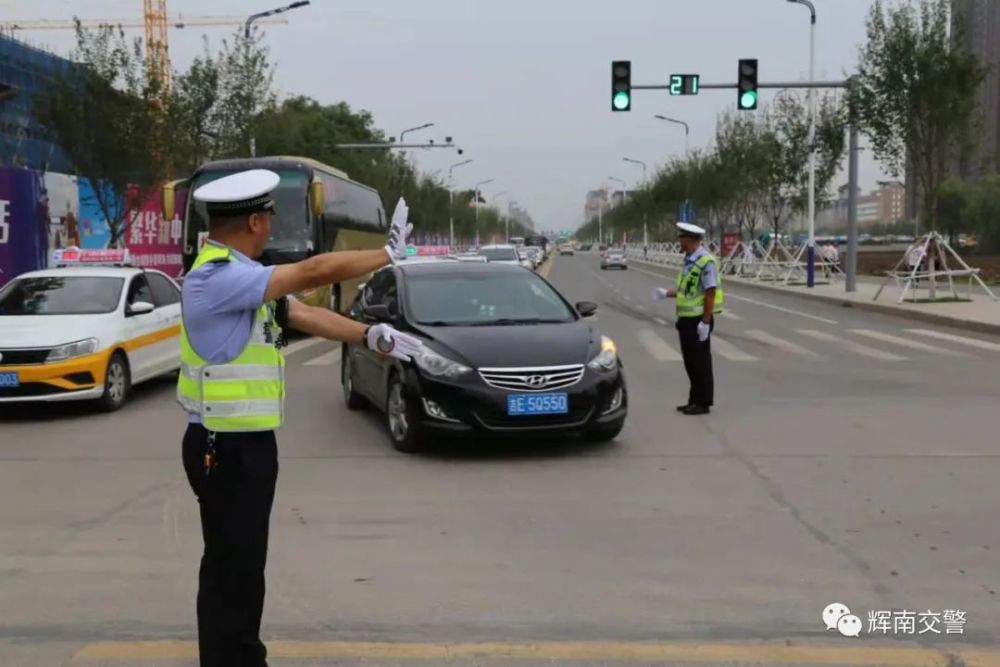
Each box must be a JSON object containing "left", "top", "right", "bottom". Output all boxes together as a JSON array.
[{"left": 2, "top": 252, "right": 999, "bottom": 667}]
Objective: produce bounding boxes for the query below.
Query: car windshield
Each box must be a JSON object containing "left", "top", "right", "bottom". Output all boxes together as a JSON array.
[
  {"left": 406, "top": 271, "right": 575, "bottom": 326},
  {"left": 189, "top": 169, "right": 311, "bottom": 252},
  {"left": 479, "top": 248, "right": 517, "bottom": 261},
  {"left": 0, "top": 276, "right": 124, "bottom": 315}
]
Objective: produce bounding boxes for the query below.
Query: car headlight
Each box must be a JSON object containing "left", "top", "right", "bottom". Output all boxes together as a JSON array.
[
  {"left": 414, "top": 347, "right": 472, "bottom": 379},
  {"left": 46, "top": 338, "right": 99, "bottom": 363},
  {"left": 587, "top": 335, "right": 618, "bottom": 372}
]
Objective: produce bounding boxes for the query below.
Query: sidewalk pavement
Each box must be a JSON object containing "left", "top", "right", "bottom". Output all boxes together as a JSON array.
[{"left": 627, "top": 256, "right": 1000, "bottom": 335}]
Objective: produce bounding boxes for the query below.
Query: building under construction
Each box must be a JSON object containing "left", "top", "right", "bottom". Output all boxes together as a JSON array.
[{"left": 0, "top": 33, "right": 73, "bottom": 172}]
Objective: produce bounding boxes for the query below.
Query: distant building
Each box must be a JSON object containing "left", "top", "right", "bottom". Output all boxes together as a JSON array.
[
  {"left": 817, "top": 181, "right": 906, "bottom": 230},
  {"left": 584, "top": 189, "right": 607, "bottom": 223},
  {"left": 0, "top": 34, "right": 73, "bottom": 172}
]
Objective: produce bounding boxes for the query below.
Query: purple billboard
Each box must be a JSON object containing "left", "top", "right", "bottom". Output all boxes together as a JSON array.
[{"left": 0, "top": 167, "right": 47, "bottom": 288}]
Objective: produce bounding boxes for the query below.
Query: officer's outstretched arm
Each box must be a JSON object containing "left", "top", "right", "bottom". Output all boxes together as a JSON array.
[
  {"left": 264, "top": 249, "right": 390, "bottom": 303},
  {"left": 286, "top": 298, "right": 367, "bottom": 344}
]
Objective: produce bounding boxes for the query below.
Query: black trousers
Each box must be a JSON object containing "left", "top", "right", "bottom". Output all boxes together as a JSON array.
[
  {"left": 676, "top": 316, "right": 714, "bottom": 407},
  {"left": 182, "top": 424, "right": 278, "bottom": 667}
]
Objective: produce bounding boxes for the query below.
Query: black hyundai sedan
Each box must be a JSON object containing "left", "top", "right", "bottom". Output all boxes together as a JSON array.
[{"left": 341, "top": 260, "right": 627, "bottom": 452}]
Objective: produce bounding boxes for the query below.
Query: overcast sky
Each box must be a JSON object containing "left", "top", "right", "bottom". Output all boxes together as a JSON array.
[{"left": 10, "top": 0, "right": 889, "bottom": 230}]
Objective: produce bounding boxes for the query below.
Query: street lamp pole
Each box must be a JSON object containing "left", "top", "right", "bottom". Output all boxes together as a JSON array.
[
  {"left": 788, "top": 0, "right": 817, "bottom": 287},
  {"left": 507, "top": 200, "right": 518, "bottom": 243},
  {"left": 448, "top": 159, "right": 473, "bottom": 248},
  {"left": 399, "top": 122, "right": 434, "bottom": 144},
  {"left": 653, "top": 115, "right": 690, "bottom": 157},
  {"left": 244, "top": 1, "right": 310, "bottom": 156},
  {"left": 491, "top": 191, "right": 508, "bottom": 245},
  {"left": 623, "top": 158, "right": 648, "bottom": 247},
  {"left": 474, "top": 178, "right": 494, "bottom": 248}
]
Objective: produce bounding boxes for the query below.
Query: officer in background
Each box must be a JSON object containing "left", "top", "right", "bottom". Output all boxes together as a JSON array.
[
  {"left": 654, "top": 222, "right": 724, "bottom": 415},
  {"left": 178, "top": 169, "right": 422, "bottom": 666}
]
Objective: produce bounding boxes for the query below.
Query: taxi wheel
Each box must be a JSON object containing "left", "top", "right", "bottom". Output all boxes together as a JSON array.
[
  {"left": 385, "top": 374, "right": 425, "bottom": 454},
  {"left": 98, "top": 352, "right": 131, "bottom": 412},
  {"left": 342, "top": 349, "right": 367, "bottom": 411}
]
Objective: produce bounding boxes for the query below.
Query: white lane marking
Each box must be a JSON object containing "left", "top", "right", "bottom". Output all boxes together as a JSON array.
[
  {"left": 720, "top": 311, "right": 743, "bottom": 320},
  {"left": 653, "top": 317, "right": 669, "bottom": 326},
  {"left": 796, "top": 329, "right": 906, "bottom": 361},
  {"left": 636, "top": 305, "right": 648, "bottom": 312},
  {"left": 636, "top": 329, "right": 682, "bottom": 361},
  {"left": 628, "top": 264, "right": 840, "bottom": 325},
  {"left": 282, "top": 337, "right": 325, "bottom": 356},
  {"left": 907, "top": 328, "right": 1000, "bottom": 352},
  {"left": 712, "top": 336, "right": 758, "bottom": 361},
  {"left": 303, "top": 349, "right": 341, "bottom": 366},
  {"left": 851, "top": 329, "right": 971, "bottom": 357},
  {"left": 744, "top": 329, "right": 823, "bottom": 358},
  {"left": 726, "top": 293, "right": 839, "bottom": 325},
  {"left": 623, "top": 294, "right": 632, "bottom": 301}
]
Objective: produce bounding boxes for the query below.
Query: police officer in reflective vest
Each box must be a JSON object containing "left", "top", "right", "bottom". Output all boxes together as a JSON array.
[
  {"left": 655, "top": 222, "right": 724, "bottom": 415},
  {"left": 178, "top": 169, "right": 421, "bottom": 666}
]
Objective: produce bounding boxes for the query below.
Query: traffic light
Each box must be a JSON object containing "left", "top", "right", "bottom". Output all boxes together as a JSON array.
[
  {"left": 611, "top": 60, "right": 631, "bottom": 112},
  {"left": 737, "top": 59, "right": 758, "bottom": 110}
]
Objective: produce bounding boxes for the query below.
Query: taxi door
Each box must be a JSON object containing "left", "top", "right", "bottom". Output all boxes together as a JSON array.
[
  {"left": 145, "top": 272, "right": 183, "bottom": 375},
  {"left": 122, "top": 274, "right": 162, "bottom": 383}
]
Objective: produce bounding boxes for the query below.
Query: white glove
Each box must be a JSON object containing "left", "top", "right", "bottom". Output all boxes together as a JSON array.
[
  {"left": 697, "top": 321, "right": 711, "bottom": 342},
  {"left": 366, "top": 323, "right": 422, "bottom": 362},
  {"left": 653, "top": 287, "right": 670, "bottom": 300},
  {"left": 385, "top": 197, "right": 412, "bottom": 263}
]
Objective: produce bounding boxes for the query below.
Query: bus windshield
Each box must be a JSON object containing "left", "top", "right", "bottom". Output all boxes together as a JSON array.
[{"left": 188, "top": 169, "right": 311, "bottom": 252}]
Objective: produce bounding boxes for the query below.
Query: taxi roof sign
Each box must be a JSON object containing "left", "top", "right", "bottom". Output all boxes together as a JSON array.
[{"left": 52, "top": 247, "right": 131, "bottom": 267}]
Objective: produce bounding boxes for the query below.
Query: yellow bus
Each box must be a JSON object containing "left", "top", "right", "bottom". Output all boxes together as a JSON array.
[{"left": 165, "top": 156, "right": 386, "bottom": 313}]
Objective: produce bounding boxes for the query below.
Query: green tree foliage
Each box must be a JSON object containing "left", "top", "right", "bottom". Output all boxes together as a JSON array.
[{"left": 852, "top": 0, "right": 987, "bottom": 231}]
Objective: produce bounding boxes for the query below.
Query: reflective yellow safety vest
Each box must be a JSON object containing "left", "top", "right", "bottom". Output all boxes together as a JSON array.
[
  {"left": 176, "top": 243, "right": 286, "bottom": 432},
  {"left": 676, "top": 252, "right": 725, "bottom": 318}
]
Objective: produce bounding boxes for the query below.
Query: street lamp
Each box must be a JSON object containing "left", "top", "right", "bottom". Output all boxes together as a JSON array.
[
  {"left": 623, "top": 158, "right": 648, "bottom": 247},
  {"left": 623, "top": 157, "right": 647, "bottom": 184},
  {"left": 491, "top": 192, "right": 509, "bottom": 245},
  {"left": 608, "top": 176, "right": 628, "bottom": 203},
  {"left": 447, "top": 159, "right": 473, "bottom": 248},
  {"left": 399, "top": 122, "right": 434, "bottom": 143},
  {"left": 474, "top": 178, "right": 494, "bottom": 248},
  {"left": 245, "top": 1, "right": 310, "bottom": 156},
  {"left": 787, "top": 0, "right": 817, "bottom": 287},
  {"left": 245, "top": 1, "right": 309, "bottom": 38},
  {"left": 653, "top": 115, "right": 690, "bottom": 157}
]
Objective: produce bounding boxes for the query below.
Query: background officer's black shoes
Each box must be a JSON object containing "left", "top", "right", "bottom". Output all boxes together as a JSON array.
[
  {"left": 682, "top": 405, "right": 710, "bottom": 415},
  {"left": 677, "top": 404, "right": 693, "bottom": 413}
]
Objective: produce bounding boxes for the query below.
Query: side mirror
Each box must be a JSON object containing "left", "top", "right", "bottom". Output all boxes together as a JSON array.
[
  {"left": 127, "top": 301, "right": 155, "bottom": 316},
  {"left": 575, "top": 301, "right": 598, "bottom": 318},
  {"left": 363, "top": 304, "right": 393, "bottom": 322},
  {"left": 309, "top": 178, "right": 324, "bottom": 217},
  {"left": 161, "top": 179, "right": 188, "bottom": 221}
]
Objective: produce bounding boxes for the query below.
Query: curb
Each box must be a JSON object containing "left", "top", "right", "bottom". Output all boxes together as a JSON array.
[{"left": 626, "top": 257, "right": 1000, "bottom": 336}]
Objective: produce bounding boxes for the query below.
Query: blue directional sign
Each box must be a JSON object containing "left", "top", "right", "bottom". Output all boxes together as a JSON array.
[{"left": 678, "top": 200, "right": 695, "bottom": 223}]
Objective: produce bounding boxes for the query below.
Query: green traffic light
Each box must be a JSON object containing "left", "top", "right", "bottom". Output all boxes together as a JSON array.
[
  {"left": 613, "top": 91, "right": 631, "bottom": 110},
  {"left": 740, "top": 91, "right": 758, "bottom": 109}
]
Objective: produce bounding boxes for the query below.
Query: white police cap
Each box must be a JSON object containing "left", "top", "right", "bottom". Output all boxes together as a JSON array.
[
  {"left": 676, "top": 222, "right": 706, "bottom": 237},
  {"left": 192, "top": 169, "right": 280, "bottom": 216}
]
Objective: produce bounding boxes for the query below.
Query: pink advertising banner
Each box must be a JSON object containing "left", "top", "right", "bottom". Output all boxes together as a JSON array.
[{"left": 124, "top": 186, "right": 185, "bottom": 278}]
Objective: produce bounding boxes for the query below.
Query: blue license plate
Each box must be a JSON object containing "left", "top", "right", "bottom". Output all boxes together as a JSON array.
[
  {"left": 507, "top": 392, "right": 569, "bottom": 416},
  {"left": 0, "top": 372, "right": 19, "bottom": 388}
]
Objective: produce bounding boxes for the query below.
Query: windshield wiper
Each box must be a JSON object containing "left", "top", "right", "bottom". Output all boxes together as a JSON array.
[{"left": 415, "top": 320, "right": 456, "bottom": 327}]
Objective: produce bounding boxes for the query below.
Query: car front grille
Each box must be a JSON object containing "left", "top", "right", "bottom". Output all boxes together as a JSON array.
[
  {"left": 477, "top": 364, "right": 585, "bottom": 392},
  {"left": 0, "top": 348, "right": 52, "bottom": 366}
]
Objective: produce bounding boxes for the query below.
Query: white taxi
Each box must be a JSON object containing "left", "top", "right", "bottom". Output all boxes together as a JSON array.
[{"left": 0, "top": 248, "right": 182, "bottom": 411}]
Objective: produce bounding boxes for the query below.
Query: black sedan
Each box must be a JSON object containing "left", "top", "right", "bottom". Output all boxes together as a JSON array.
[{"left": 341, "top": 261, "right": 627, "bottom": 452}]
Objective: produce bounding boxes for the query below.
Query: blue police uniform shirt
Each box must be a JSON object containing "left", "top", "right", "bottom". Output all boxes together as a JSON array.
[
  {"left": 181, "top": 240, "right": 276, "bottom": 422},
  {"left": 682, "top": 246, "right": 718, "bottom": 291}
]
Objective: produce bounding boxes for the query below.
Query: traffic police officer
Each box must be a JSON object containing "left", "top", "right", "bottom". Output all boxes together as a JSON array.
[
  {"left": 655, "top": 222, "right": 724, "bottom": 415},
  {"left": 178, "top": 169, "right": 421, "bottom": 666}
]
